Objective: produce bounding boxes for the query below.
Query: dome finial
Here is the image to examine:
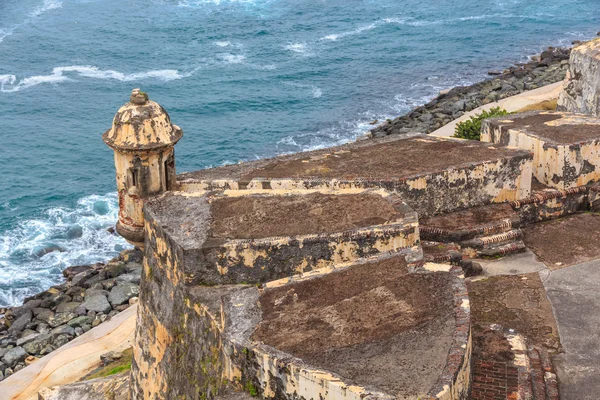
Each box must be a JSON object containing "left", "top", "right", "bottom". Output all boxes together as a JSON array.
[{"left": 130, "top": 88, "right": 149, "bottom": 105}]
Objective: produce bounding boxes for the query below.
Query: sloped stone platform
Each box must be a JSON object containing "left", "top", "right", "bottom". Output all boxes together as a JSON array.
[
  {"left": 178, "top": 135, "right": 533, "bottom": 216},
  {"left": 143, "top": 188, "right": 421, "bottom": 285},
  {"left": 482, "top": 111, "right": 600, "bottom": 189},
  {"left": 251, "top": 257, "right": 465, "bottom": 400},
  {"left": 131, "top": 251, "right": 472, "bottom": 400}
]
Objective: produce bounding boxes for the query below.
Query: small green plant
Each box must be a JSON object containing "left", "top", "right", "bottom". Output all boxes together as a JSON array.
[
  {"left": 245, "top": 381, "right": 258, "bottom": 397},
  {"left": 453, "top": 107, "right": 510, "bottom": 141}
]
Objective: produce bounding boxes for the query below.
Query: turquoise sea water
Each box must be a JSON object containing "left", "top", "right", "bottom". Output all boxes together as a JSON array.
[{"left": 0, "top": 0, "right": 598, "bottom": 306}]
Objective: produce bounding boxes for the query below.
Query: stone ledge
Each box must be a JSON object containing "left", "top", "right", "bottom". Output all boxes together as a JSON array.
[
  {"left": 178, "top": 134, "right": 533, "bottom": 216},
  {"left": 144, "top": 188, "right": 422, "bottom": 285}
]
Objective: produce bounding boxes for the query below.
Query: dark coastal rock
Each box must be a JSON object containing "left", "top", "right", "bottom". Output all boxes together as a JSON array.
[
  {"left": 71, "top": 270, "right": 99, "bottom": 287},
  {"left": 33, "top": 308, "right": 55, "bottom": 324},
  {"left": 0, "top": 249, "right": 144, "bottom": 378},
  {"left": 23, "top": 334, "right": 52, "bottom": 355},
  {"left": 81, "top": 295, "right": 112, "bottom": 314},
  {"left": 56, "top": 302, "right": 82, "bottom": 314},
  {"left": 16, "top": 333, "right": 40, "bottom": 347},
  {"left": 8, "top": 310, "right": 32, "bottom": 335},
  {"left": 108, "top": 283, "right": 139, "bottom": 307},
  {"left": 63, "top": 265, "right": 94, "bottom": 280},
  {"left": 369, "top": 46, "right": 571, "bottom": 138},
  {"left": 48, "top": 312, "right": 78, "bottom": 328},
  {"left": 67, "top": 316, "right": 92, "bottom": 328},
  {"left": 2, "top": 346, "right": 27, "bottom": 367}
]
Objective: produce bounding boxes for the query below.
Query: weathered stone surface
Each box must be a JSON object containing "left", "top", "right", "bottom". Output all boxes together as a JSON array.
[
  {"left": 483, "top": 111, "right": 600, "bottom": 189},
  {"left": 108, "top": 283, "right": 139, "bottom": 306},
  {"left": 50, "top": 325, "right": 75, "bottom": 338},
  {"left": 48, "top": 312, "right": 78, "bottom": 328},
  {"left": 179, "top": 135, "right": 533, "bottom": 217},
  {"left": 144, "top": 189, "right": 421, "bottom": 285},
  {"left": 38, "top": 373, "right": 130, "bottom": 400},
  {"left": 2, "top": 346, "right": 27, "bottom": 367},
  {"left": 81, "top": 295, "right": 111, "bottom": 314},
  {"left": 558, "top": 39, "right": 600, "bottom": 116}
]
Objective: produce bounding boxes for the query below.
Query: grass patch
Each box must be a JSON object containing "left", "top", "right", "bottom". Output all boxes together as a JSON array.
[
  {"left": 517, "top": 98, "right": 558, "bottom": 112},
  {"left": 453, "top": 107, "right": 511, "bottom": 141},
  {"left": 81, "top": 348, "right": 133, "bottom": 381}
]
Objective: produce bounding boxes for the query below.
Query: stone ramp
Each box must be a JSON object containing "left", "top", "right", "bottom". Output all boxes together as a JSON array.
[
  {"left": 0, "top": 305, "right": 136, "bottom": 400},
  {"left": 38, "top": 372, "right": 129, "bottom": 400}
]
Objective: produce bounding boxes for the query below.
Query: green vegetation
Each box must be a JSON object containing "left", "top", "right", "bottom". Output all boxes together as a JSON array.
[
  {"left": 245, "top": 381, "right": 258, "bottom": 397},
  {"left": 81, "top": 348, "right": 133, "bottom": 380},
  {"left": 453, "top": 107, "right": 511, "bottom": 141}
]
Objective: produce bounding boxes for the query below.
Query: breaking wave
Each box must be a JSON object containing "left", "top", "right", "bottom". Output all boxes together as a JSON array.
[
  {"left": 0, "top": 65, "right": 193, "bottom": 93},
  {"left": 0, "top": 193, "right": 130, "bottom": 307}
]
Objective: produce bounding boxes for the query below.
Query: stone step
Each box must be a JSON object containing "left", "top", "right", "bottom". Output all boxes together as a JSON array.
[
  {"left": 461, "top": 229, "right": 523, "bottom": 250},
  {"left": 420, "top": 203, "right": 521, "bottom": 243},
  {"left": 477, "top": 240, "right": 527, "bottom": 258}
]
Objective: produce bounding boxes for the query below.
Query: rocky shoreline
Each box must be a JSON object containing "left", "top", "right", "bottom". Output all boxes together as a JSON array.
[
  {"left": 369, "top": 46, "right": 572, "bottom": 138},
  {"left": 0, "top": 249, "right": 143, "bottom": 382}
]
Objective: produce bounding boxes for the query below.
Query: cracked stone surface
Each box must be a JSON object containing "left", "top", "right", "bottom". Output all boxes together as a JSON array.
[{"left": 544, "top": 260, "right": 600, "bottom": 400}]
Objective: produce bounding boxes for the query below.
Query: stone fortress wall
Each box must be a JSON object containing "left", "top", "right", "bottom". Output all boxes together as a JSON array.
[{"left": 103, "top": 38, "right": 600, "bottom": 400}]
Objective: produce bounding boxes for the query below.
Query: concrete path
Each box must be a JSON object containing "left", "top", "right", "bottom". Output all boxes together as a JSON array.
[
  {"left": 0, "top": 305, "right": 137, "bottom": 400},
  {"left": 543, "top": 261, "right": 600, "bottom": 400},
  {"left": 430, "top": 81, "right": 563, "bottom": 137}
]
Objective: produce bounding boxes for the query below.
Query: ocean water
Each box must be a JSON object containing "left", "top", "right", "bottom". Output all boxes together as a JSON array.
[{"left": 0, "top": 0, "right": 598, "bottom": 306}]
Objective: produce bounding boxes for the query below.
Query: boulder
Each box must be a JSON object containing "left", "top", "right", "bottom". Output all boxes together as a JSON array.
[
  {"left": 56, "top": 302, "right": 82, "bottom": 314},
  {"left": 48, "top": 312, "right": 78, "bottom": 328},
  {"left": 1, "top": 346, "right": 27, "bottom": 367},
  {"left": 8, "top": 310, "right": 32, "bottom": 335},
  {"left": 108, "top": 283, "right": 139, "bottom": 307},
  {"left": 116, "top": 271, "right": 141, "bottom": 285},
  {"left": 63, "top": 265, "right": 93, "bottom": 280},
  {"left": 71, "top": 270, "right": 98, "bottom": 287},
  {"left": 81, "top": 295, "right": 112, "bottom": 314},
  {"left": 50, "top": 325, "right": 75, "bottom": 338},
  {"left": 16, "top": 333, "right": 39, "bottom": 347},
  {"left": 23, "top": 334, "right": 52, "bottom": 355},
  {"left": 67, "top": 316, "right": 93, "bottom": 328}
]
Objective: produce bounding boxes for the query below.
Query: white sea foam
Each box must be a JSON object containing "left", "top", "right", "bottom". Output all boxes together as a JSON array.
[
  {"left": 0, "top": 0, "right": 62, "bottom": 44},
  {"left": 284, "top": 82, "right": 323, "bottom": 98},
  {"left": 218, "top": 53, "right": 246, "bottom": 64},
  {"left": 0, "top": 66, "right": 192, "bottom": 93},
  {"left": 284, "top": 42, "right": 310, "bottom": 54},
  {"left": 30, "top": 0, "right": 63, "bottom": 18},
  {"left": 214, "top": 40, "right": 231, "bottom": 47},
  {"left": 0, "top": 193, "right": 130, "bottom": 307},
  {"left": 320, "top": 18, "right": 409, "bottom": 42}
]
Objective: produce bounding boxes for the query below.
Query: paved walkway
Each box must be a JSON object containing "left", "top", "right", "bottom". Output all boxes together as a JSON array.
[
  {"left": 431, "top": 81, "right": 563, "bottom": 137},
  {"left": 544, "top": 261, "right": 600, "bottom": 400},
  {"left": 0, "top": 305, "right": 137, "bottom": 400}
]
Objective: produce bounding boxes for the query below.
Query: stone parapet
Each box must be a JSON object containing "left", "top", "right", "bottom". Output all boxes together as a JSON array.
[
  {"left": 482, "top": 111, "right": 600, "bottom": 189},
  {"left": 143, "top": 189, "right": 422, "bottom": 285},
  {"left": 178, "top": 135, "right": 533, "bottom": 217}
]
